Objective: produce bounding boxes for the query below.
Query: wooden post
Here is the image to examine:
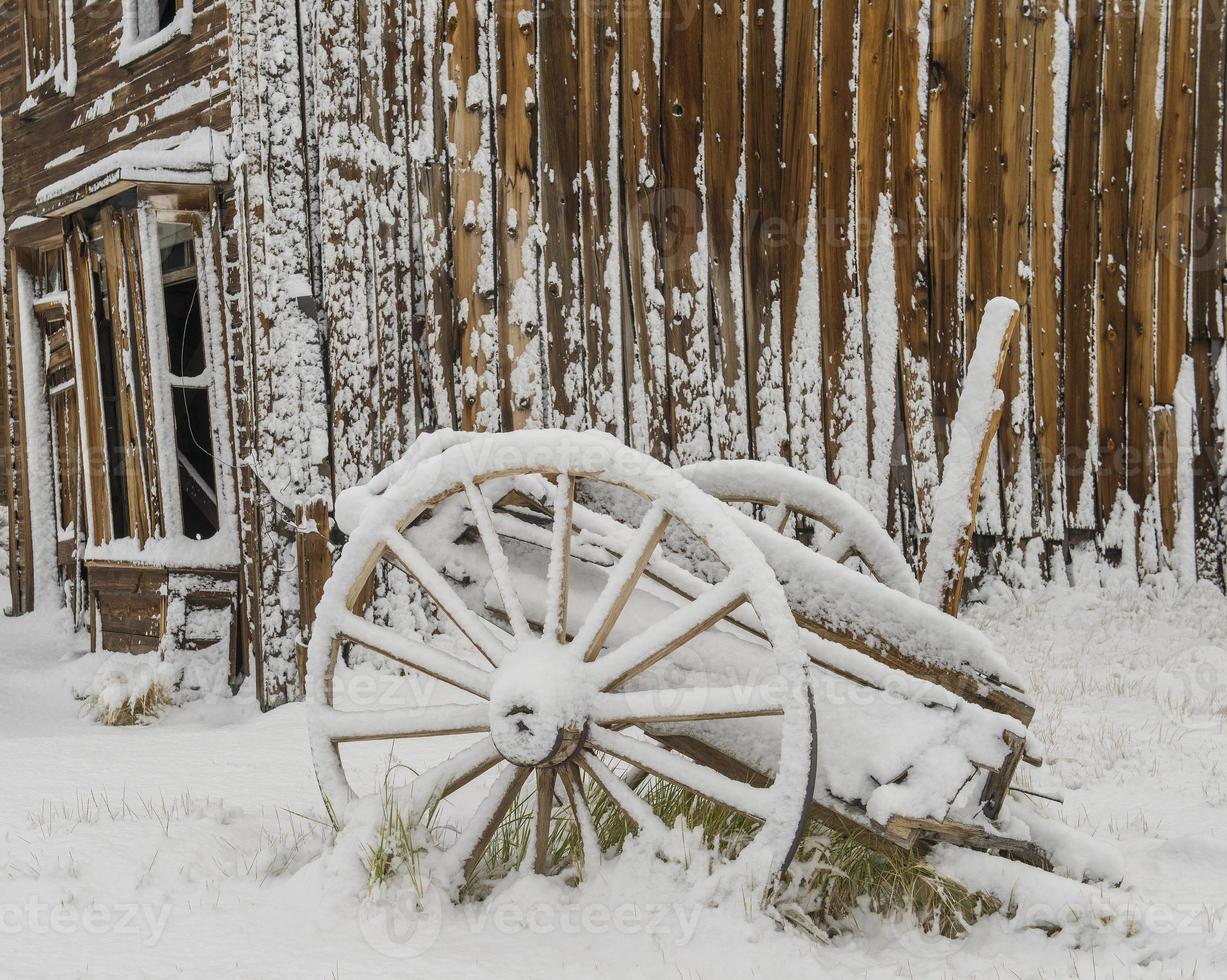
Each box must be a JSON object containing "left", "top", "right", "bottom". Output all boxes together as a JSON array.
[{"left": 295, "top": 497, "right": 333, "bottom": 697}]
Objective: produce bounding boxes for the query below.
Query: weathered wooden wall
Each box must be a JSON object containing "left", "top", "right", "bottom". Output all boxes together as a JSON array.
[{"left": 309, "top": 0, "right": 1225, "bottom": 583}]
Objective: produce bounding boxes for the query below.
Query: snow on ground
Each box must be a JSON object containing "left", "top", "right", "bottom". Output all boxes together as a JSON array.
[{"left": 2, "top": 578, "right": 1226, "bottom": 978}]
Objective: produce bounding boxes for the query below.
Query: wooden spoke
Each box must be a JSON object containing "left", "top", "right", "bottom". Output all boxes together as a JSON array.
[
  {"left": 576, "top": 751, "right": 668, "bottom": 835},
  {"left": 392, "top": 736, "right": 505, "bottom": 815},
  {"left": 559, "top": 763, "right": 601, "bottom": 870},
  {"left": 591, "top": 685, "right": 784, "bottom": 725},
  {"left": 587, "top": 726, "right": 770, "bottom": 821},
  {"left": 320, "top": 702, "right": 488, "bottom": 743},
  {"left": 383, "top": 531, "right": 510, "bottom": 665},
  {"left": 542, "top": 473, "right": 575, "bottom": 643},
  {"left": 592, "top": 575, "right": 748, "bottom": 691},
  {"left": 533, "top": 766, "right": 557, "bottom": 874},
  {"left": 818, "top": 530, "right": 853, "bottom": 564},
  {"left": 573, "top": 502, "right": 671, "bottom": 662},
  {"left": 335, "top": 611, "right": 493, "bottom": 698},
  {"left": 464, "top": 481, "right": 531, "bottom": 639},
  {"left": 766, "top": 503, "right": 791, "bottom": 534},
  {"left": 450, "top": 763, "right": 531, "bottom": 884}
]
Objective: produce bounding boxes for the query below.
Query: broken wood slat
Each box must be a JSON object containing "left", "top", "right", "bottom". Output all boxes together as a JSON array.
[
  {"left": 702, "top": 0, "right": 749, "bottom": 459},
  {"left": 495, "top": 0, "right": 542, "bottom": 430},
  {"left": 884, "top": 815, "right": 1052, "bottom": 870},
  {"left": 922, "top": 301, "right": 1022, "bottom": 617},
  {"left": 447, "top": 0, "right": 499, "bottom": 431},
  {"left": 1029, "top": 0, "right": 1067, "bottom": 539},
  {"left": 742, "top": 0, "right": 783, "bottom": 461},
  {"left": 660, "top": 0, "right": 711, "bottom": 462},
  {"left": 577, "top": 0, "right": 622, "bottom": 435},
  {"left": 926, "top": 0, "right": 972, "bottom": 466},
  {"left": 100, "top": 206, "right": 154, "bottom": 545},
  {"left": 1094, "top": 0, "right": 1136, "bottom": 526},
  {"left": 66, "top": 226, "right": 114, "bottom": 545},
  {"left": 618, "top": 0, "right": 671, "bottom": 459},
  {"left": 1061, "top": 0, "right": 1105, "bottom": 531},
  {"left": 537, "top": 0, "right": 585, "bottom": 431}
]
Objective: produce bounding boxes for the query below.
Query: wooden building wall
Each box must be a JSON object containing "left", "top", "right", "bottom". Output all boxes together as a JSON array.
[
  {"left": 320, "top": 0, "right": 1226, "bottom": 585},
  {"left": 0, "top": 0, "right": 231, "bottom": 218}
]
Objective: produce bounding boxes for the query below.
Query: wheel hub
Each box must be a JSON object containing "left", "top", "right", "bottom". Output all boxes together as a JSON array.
[{"left": 488, "top": 642, "right": 593, "bottom": 767}]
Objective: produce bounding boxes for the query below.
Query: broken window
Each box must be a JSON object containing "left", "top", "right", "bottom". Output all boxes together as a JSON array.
[{"left": 156, "top": 221, "right": 219, "bottom": 540}]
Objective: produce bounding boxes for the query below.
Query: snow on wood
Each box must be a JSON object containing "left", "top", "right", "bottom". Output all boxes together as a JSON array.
[{"left": 921, "top": 298, "right": 1021, "bottom": 614}]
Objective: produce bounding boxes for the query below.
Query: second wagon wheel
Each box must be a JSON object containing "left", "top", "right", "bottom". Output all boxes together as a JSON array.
[
  {"left": 306, "top": 430, "right": 817, "bottom": 895},
  {"left": 681, "top": 459, "right": 919, "bottom": 597}
]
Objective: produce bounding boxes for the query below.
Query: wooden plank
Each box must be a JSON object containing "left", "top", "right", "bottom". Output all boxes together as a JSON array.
[
  {"left": 406, "top": 0, "right": 458, "bottom": 429},
  {"left": 1094, "top": 0, "right": 1136, "bottom": 526},
  {"left": 926, "top": 0, "right": 972, "bottom": 464},
  {"left": 446, "top": 0, "right": 500, "bottom": 431},
  {"left": 996, "top": 0, "right": 1037, "bottom": 543},
  {"left": 1154, "top": 0, "right": 1199, "bottom": 551},
  {"left": 1189, "top": 0, "right": 1226, "bottom": 582},
  {"left": 577, "top": 0, "right": 622, "bottom": 435},
  {"left": 495, "top": 0, "right": 542, "bottom": 430},
  {"left": 702, "top": 0, "right": 748, "bottom": 458},
  {"left": 1152, "top": 405, "right": 1179, "bottom": 550},
  {"left": 892, "top": 0, "right": 937, "bottom": 531},
  {"left": 1061, "top": 0, "right": 1105, "bottom": 530},
  {"left": 660, "top": 0, "right": 711, "bottom": 461},
  {"left": 742, "top": 0, "right": 783, "bottom": 461},
  {"left": 1029, "top": 0, "right": 1067, "bottom": 538},
  {"left": 817, "top": 0, "right": 866, "bottom": 488},
  {"left": 537, "top": 0, "right": 585, "bottom": 430},
  {"left": 778, "top": 0, "right": 823, "bottom": 474},
  {"left": 1126, "top": 0, "right": 1165, "bottom": 537},
  {"left": 619, "top": 0, "right": 671, "bottom": 459}
]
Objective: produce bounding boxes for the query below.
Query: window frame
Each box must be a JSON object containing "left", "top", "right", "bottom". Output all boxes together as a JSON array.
[
  {"left": 117, "top": 0, "right": 194, "bottom": 68},
  {"left": 19, "top": 0, "right": 75, "bottom": 107}
]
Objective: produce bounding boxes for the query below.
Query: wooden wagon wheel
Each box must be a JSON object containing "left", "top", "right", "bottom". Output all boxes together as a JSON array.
[
  {"left": 680, "top": 459, "right": 919, "bottom": 597},
  {"left": 307, "top": 430, "right": 817, "bottom": 895}
]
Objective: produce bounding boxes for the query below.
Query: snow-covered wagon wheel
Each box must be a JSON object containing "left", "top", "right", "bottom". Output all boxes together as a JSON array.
[
  {"left": 307, "top": 430, "right": 817, "bottom": 895},
  {"left": 680, "top": 459, "right": 919, "bottom": 598}
]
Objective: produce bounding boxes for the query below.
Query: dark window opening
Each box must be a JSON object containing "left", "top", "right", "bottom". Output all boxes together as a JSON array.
[
  {"left": 173, "top": 388, "right": 219, "bottom": 539},
  {"left": 157, "top": 0, "right": 176, "bottom": 30},
  {"left": 163, "top": 279, "right": 206, "bottom": 377}
]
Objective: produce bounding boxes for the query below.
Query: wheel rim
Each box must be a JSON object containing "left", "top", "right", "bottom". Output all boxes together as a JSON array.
[
  {"left": 680, "top": 458, "right": 919, "bottom": 597},
  {"left": 306, "top": 430, "right": 816, "bottom": 893}
]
